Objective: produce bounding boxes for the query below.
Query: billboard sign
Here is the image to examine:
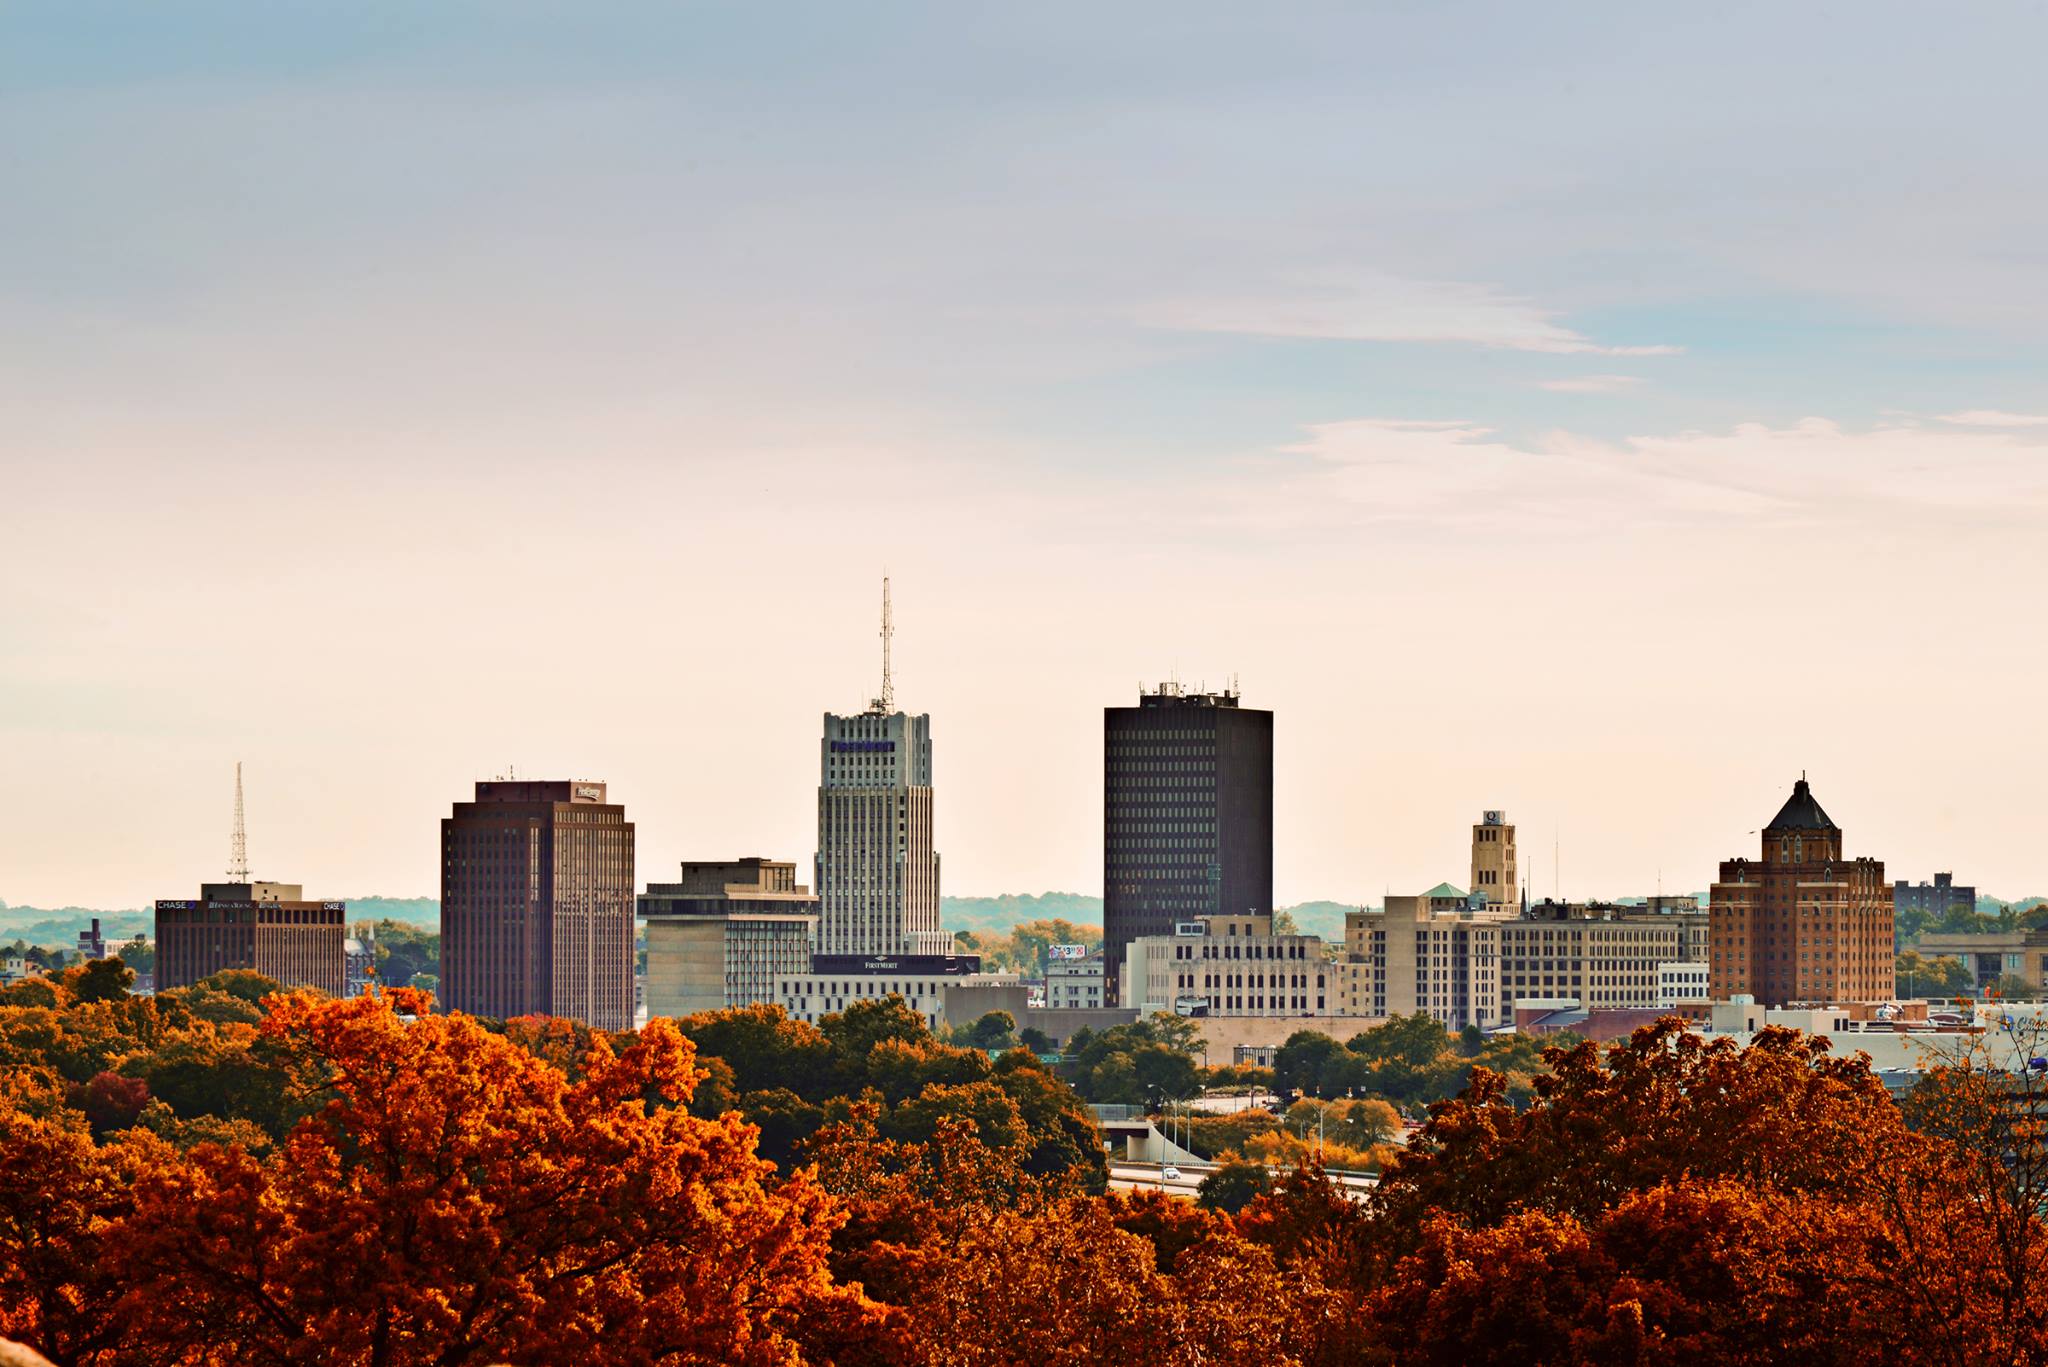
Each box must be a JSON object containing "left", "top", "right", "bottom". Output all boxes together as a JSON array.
[{"left": 1048, "top": 944, "right": 1088, "bottom": 960}]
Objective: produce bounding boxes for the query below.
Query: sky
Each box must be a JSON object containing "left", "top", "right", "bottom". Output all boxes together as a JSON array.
[{"left": 6, "top": 2, "right": 2048, "bottom": 911}]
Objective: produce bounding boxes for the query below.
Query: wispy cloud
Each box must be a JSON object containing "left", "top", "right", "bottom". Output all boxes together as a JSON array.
[
  {"left": 1215, "top": 415, "right": 2048, "bottom": 536},
  {"left": 1935, "top": 410, "right": 2048, "bottom": 427},
  {"left": 1537, "top": 374, "right": 1645, "bottom": 394},
  {"left": 1144, "top": 273, "right": 1680, "bottom": 356}
]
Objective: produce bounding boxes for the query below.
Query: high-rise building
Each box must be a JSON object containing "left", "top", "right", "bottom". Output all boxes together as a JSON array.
[
  {"left": 815, "top": 710, "right": 946, "bottom": 957},
  {"left": 155, "top": 882, "right": 346, "bottom": 994},
  {"left": 440, "top": 780, "right": 635, "bottom": 1030},
  {"left": 639, "top": 858, "right": 820, "bottom": 1018},
  {"left": 1470, "top": 810, "right": 1519, "bottom": 913},
  {"left": 1709, "top": 777, "right": 1893, "bottom": 1008},
  {"left": 1103, "top": 683, "right": 1273, "bottom": 1001},
  {"left": 813, "top": 581, "right": 946, "bottom": 958}
]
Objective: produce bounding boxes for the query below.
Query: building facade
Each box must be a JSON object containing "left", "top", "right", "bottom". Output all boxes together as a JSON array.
[
  {"left": 154, "top": 881, "right": 346, "bottom": 994},
  {"left": 1498, "top": 900, "right": 1709, "bottom": 1016},
  {"left": 1915, "top": 928, "right": 2048, "bottom": 993},
  {"left": 1339, "top": 886, "right": 1503, "bottom": 1030},
  {"left": 639, "top": 858, "right": 819, "bottom": 1019},
  {"left": 1470, "top": 810, "right": 1519, "bottom": 914},
  {"left": 815, "top": 709, "right": 946, "bottom": 958},
  {"left": 1046, "top": 947, "right": 1107, "bottom": 1010},
  {"left": 1709, "top": 777, "right": 1893, "bottom": 1008},
  {"left": 1119, "top": 913, "right": 1332, "bottom": 1018},
  {"left": 1103, "top": 684, "right": 1273, "bottom": 1001},
  {"left": 1895, "top": 872, "right": 1977, "bottom": 931},
  {"left": 440, "top": 780, "right": 636, "bottom": 1030},
  {"left": 776, "top": 952, "right": 988, "bottom": 1030}
]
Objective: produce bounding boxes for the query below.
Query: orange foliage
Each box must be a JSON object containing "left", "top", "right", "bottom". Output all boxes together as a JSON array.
[{"left": 109, "top": 988, "right": 891, "bottom": 1365}]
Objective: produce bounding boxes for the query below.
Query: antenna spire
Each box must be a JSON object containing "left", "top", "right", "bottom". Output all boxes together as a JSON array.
[
  {"left": 227, "top": 761, "right": 250, "bottom": 882},
  {"left": 877, "top": 576, "right": 895, "bottom": 712}
]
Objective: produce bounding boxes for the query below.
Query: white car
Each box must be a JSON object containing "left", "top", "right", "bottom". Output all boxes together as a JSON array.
[{"left": 1161, "top": 1165, "right": 1182, "bottom": 1181}]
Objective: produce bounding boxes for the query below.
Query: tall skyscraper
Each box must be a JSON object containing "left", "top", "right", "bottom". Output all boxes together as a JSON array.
[
  {"left": 441, "top": 780, "right": 635, "bottom": 1030},
  {"left": 1709, "top": 776, "right": 1893, "bottom": 1008},
  {"left": 813, "top": 581, "right": 947, "bottom": 958},
  {"left": 1470, "top": 809, "right": 1519, "bottom": 913},
  {"left": 1103, "top": 682, "right": 1273, "bottom": 1001}
]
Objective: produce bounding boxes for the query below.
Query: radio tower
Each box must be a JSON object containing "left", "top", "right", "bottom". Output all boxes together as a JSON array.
[
  {"left": 875, "top": 576, "right": 896, "bottom": 713},
  {"left": 227, "top": 761, "right": 251, "bottom": 883}
]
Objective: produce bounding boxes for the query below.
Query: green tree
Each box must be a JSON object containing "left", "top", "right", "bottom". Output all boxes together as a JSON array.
[
  {"left": 1273, "top": 1031, "right": 1343, "bottom": 1096},
  {"left": 69, "top": 958, "right": 135, "bottom": 1004},
  {"left": 951, "top": 1010, "right": 1018, "bottom": 1051},
  {"left": 1196, "top": 1160, "right": 1274, "bottom": 1215}
]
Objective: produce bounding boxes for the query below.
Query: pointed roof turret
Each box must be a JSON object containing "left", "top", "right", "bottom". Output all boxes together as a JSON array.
[{"left": 1765, "top": 776, "right": 1837, "bottom": 832}]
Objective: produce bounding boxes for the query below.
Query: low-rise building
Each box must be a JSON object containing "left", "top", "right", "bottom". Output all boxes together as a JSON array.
[
  {"left": 639, "top": 858, "right": 820, "bottom": 1019},
  {"left": 1499, "top": 900, "right": 1709, "bottom": 1016},
  {"left": 1120, "top": 913, "right": 1334, "bottom": 1018},
  {"left": 1046, "top": 946, "right": 1106, "bottom": 1010},
  {"left": 776, "top": 952, "right": 994, "bottom": 1031},
  {"left": 1916, "top": 928, "right": 2048, "bottom": 993},
  {"left": 154, "top": 882, "right": 346, "bottom": 995}
]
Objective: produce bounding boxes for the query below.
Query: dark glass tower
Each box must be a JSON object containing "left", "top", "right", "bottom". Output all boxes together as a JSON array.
[{"left": 1103, "top": 684, "right": 1273, "bottom": 1002}]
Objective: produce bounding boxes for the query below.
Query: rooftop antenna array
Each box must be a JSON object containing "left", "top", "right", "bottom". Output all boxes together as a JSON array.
[
  {"left": 227, "top": 761, "right": 250, "bottom": 882},
  {"left": 872, "top": 576, "right": 895, "bottom": 713}
]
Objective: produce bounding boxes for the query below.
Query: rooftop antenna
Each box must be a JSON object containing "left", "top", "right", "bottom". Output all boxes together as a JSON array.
[
  {"left": 227, "top": 761, "right": 250, "bottom": 882},
  {"left": 875, "top": 576, "right": 895, "bottom": 713}
]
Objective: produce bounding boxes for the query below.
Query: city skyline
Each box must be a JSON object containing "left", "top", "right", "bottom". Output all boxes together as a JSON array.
[{"left": 9, "top": 5, "right": 2048, "bottom": 909}]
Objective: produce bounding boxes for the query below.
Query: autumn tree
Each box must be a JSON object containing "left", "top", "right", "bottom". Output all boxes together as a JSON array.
[{"left": 112, "top": 988, "right": 890, "bottom": 1366}]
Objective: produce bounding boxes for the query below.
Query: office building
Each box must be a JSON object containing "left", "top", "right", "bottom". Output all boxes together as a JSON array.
[
  {"left": 1709, "top": 776, "right": 1893, "bottom": 1007},
  {"left": 1120, "top": 913, "right": 1332, "bottom": 1018},
  {"left": 1498, "top": 900, "right": 1708, "bottom": 1016},
  {"left": 1103, "top": 682, "right": 1273, "bottom": 1001},
  {"left": 1914, "top": 928, "right": 2048, "bottom": 994},
  {"left": 1470, "top": 810, "right": 1519, "bottom": 913},
  {"left": 776, "top": 953, "right": 995, "bottom": 1030},
  {"left": 1338, "top": 885, "right": 1503, "bottom": 1029},
  {"left": 155, "top": 882, "right": 346, "bottom": 995},
  {"left": 814, "top": 584, "right": 946, "bottom": 958},
  {"left": 1046, "top": 946, "right": 1107, "bottom": 1010},
  {"left": 639, "top": 858, "right": 819, "bottom": 1018},
  {"left": 440, "top": 780, "right": 635, "bottom": 1030}
]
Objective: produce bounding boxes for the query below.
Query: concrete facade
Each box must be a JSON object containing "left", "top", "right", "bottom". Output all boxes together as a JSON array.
[
  {"left": 1470, "top": 810, "right": 1519, "bottom": 914},
  {"left": 1339, "top": 886, "right": 1504, "bottom": 1030},
  {"left": 1046, "top": 949, "right": 1107, "bottom": 1009},
  {"left": 1916, "top": 929, "right": 2048, "bottom": 992},
  {"left": 639, "top": 858, "right": 819, "bottom": 1019},
  {"left": 1119, "top": 913, "right": 1333, "bottom": 1018},
  {"left": 1498, "top": 900, "right": 1708, "bottom": 1016},
  {"left": 816, "top": 709, "right": 947, "bottom": 957}
]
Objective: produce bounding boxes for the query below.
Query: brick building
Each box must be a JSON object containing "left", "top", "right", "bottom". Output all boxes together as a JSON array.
[{"left": 1709, "top": 777, "right": 1893, "bottom": 1007}]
